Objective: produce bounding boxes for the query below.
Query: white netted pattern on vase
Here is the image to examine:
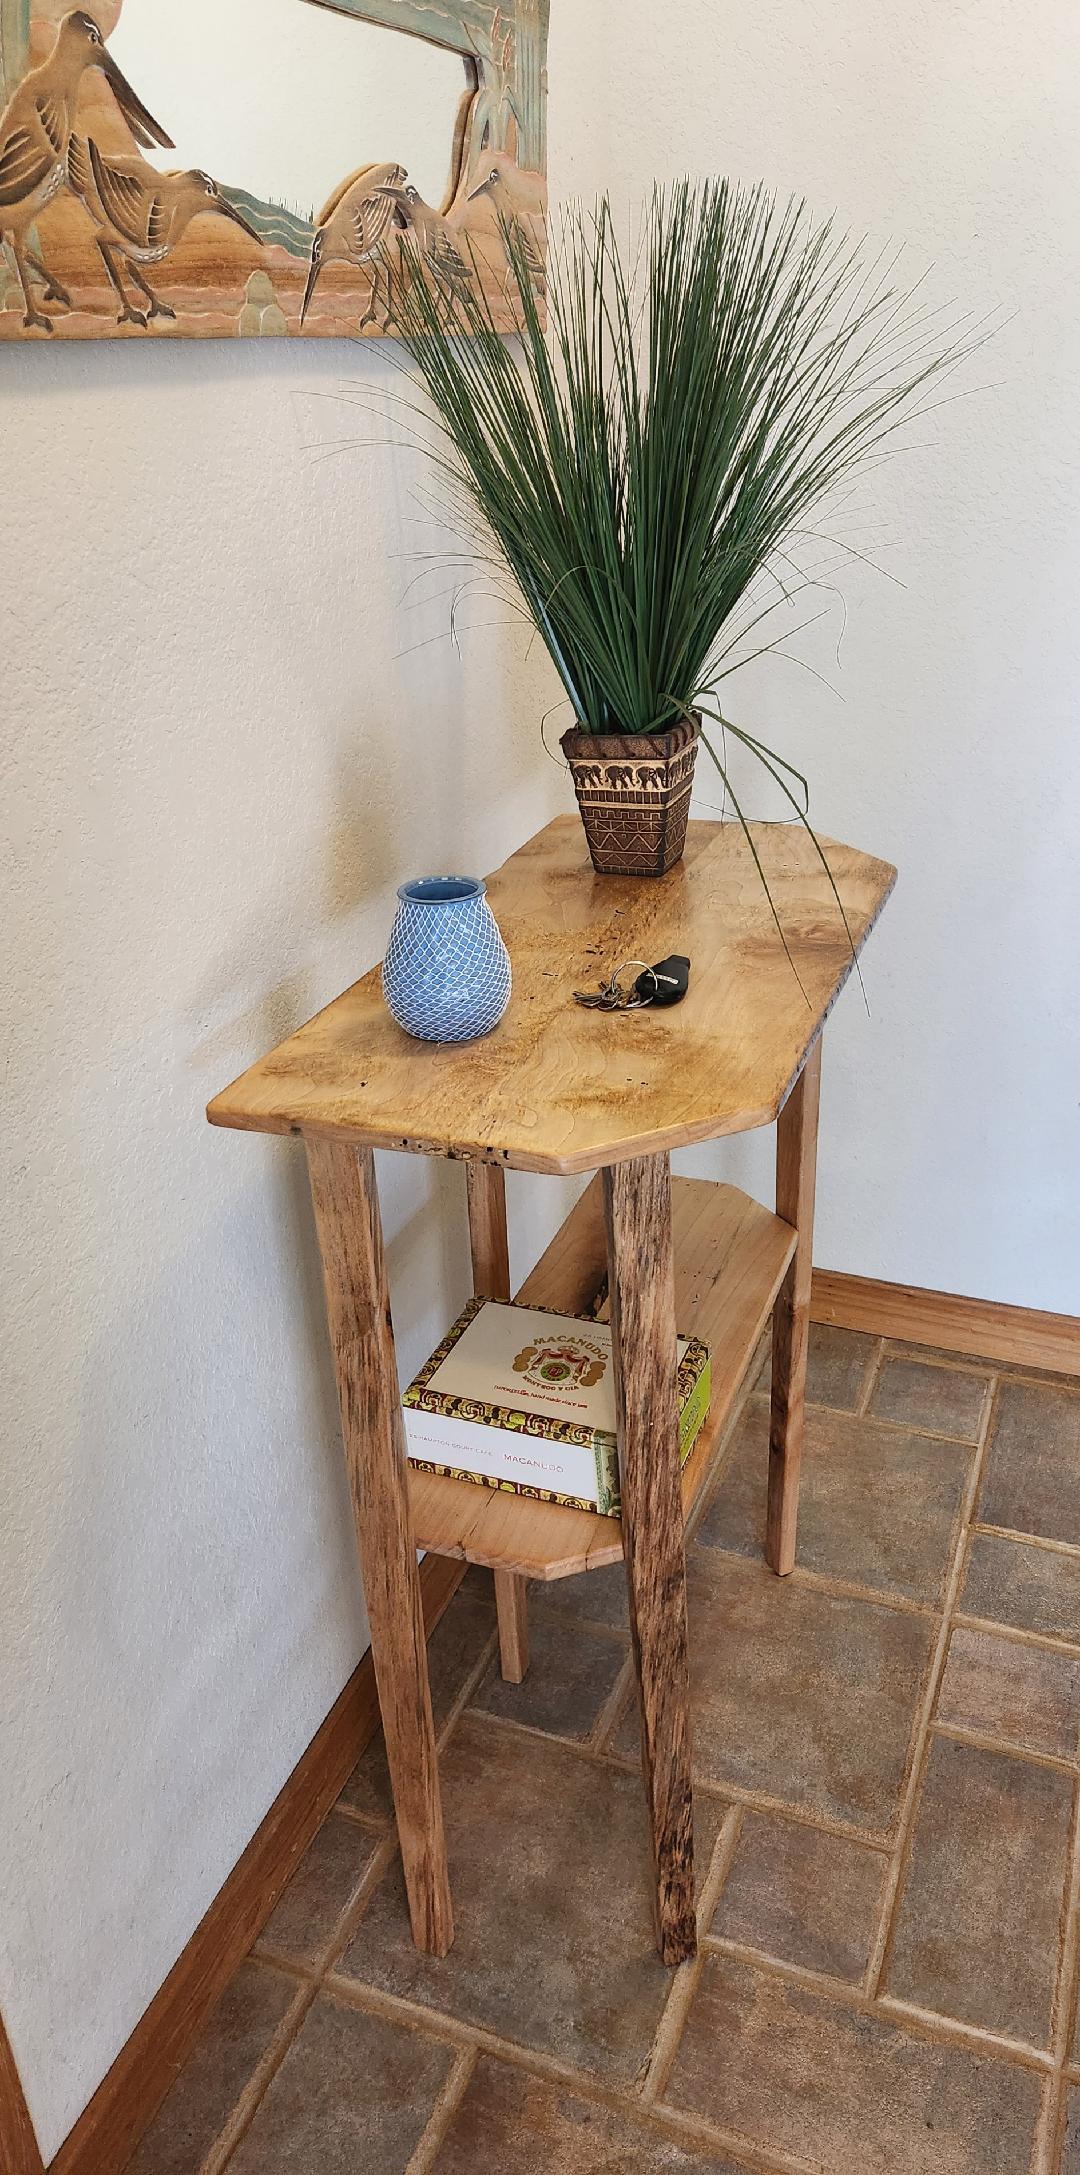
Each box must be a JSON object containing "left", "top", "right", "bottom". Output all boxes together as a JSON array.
[{"left": 382, "top": 885, "right": 511, "bottom": 1043}]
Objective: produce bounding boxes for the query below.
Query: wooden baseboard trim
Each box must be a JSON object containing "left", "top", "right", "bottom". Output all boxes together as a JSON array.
[
  {"left": 47, "top": 1552, "right": 466, "bottom": 2175},
  {"left": 811, "top": 1269, "right": 1080, "bottom": 1378},
  {"left": 0, "top": 2012, "right": 45, "bottom": 2175}
]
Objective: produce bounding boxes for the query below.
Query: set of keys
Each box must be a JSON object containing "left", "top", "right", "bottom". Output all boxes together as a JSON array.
[{"left": 573, "top": 954, "right": 692, "bottom": 1012}]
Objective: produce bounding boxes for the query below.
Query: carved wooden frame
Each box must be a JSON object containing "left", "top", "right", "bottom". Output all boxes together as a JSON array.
[{"left": 0, "top": 0, "right": 548, "bottom": 340}]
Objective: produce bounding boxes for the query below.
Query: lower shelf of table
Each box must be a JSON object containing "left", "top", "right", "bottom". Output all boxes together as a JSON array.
[{"left": 408, "top": 1173, "right": 797, "bottom": 1581}]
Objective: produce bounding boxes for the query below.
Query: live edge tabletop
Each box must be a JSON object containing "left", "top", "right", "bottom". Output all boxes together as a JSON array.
[
  {"left": 206, "top": 815, "right": 895, "bottom": 1969},
  {"left": 207, "top": 816, "right": 896, "bottom": 1171}
]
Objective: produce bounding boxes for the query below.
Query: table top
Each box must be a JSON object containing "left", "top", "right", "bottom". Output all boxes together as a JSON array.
[{"left": 206, "top": 816, "right": 896, "bottom": 1174}]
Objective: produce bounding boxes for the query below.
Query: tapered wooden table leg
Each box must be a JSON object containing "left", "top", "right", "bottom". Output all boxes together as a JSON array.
[
  {"left": 306, "top": 1136, "right": 453, "bottom": 1956},
  {"left": 766, "top": 1039, "right": 822, "bottom": 1577},
  {"left": 466, "top": 1161, "right": 529, "bottom": 1683},
  {"left": 603, "top": 1152, "right": 695, "bottom": 1966}
]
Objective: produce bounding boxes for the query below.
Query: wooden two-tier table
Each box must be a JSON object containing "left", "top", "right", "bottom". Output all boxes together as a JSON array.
[{"left": 207, "top": 816, "right": 895, "bottom": 1967}]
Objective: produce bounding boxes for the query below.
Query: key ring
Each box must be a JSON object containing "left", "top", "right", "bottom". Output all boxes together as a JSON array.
[
  {"left": 610, "top": 959, "right": 657, "bottom": 1008},
  {"left": 573, "top": 958, "right": 658, "bottom": 1011}
]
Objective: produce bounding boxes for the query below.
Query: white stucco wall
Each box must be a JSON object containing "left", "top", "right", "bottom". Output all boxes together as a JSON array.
[
  {"left": 2, "top": 0, "right": 1078, "bottom": 2157},
  {"left": 0, "top": 255, "right": 576, "bottom": 2175},
  {"left": 602, "top": 0, "right": 1080, "bottom": 1313}
]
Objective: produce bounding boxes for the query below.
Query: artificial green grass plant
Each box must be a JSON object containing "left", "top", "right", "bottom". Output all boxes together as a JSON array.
[{"left": 389, "top": 178, "right": 967, "bottom": 939}]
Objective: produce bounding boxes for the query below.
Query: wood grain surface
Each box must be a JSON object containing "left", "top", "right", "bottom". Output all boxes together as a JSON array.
[
  {"left": 811, "top": 1270, "right": 1080, "bottom": 1377},
  {"left": 409, "top": 1175, "right": 796, "bottom": 1578},
  {"left": 465, "top": 1162, "right": 530, "bottom": 1681},
  {"left": 603, "top": 1153, "right": 696, "bottom": 1964},
  {"left": 766, "top": 1044, "right": 822, "bottom": 1576},
  {"left": 207, "top": 818, "right": 896, "bottom": 1173},
  {"left": 305, "top": 1137, "right": 453, "bottom": 1957},
  {"left": 0, "top": 2013, "right": 43, "bottom": 2175}
]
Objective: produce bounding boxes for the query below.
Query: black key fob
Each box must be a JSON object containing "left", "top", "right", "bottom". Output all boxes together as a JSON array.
[{"left": 635, "top": 955, "right": 690, "bottom": 1006}]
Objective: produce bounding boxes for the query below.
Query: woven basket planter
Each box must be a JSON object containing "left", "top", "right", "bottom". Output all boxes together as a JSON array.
[{"left": 560, "top": 715, "right": 700, "bottom": 877}]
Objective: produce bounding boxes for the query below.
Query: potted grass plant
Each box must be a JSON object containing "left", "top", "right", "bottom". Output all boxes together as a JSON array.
[{"left": 389, "top": 178, "right": 965, "bottom": 900}]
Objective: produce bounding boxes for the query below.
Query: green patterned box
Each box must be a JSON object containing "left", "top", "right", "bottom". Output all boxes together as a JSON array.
[{"left": 403, "top": 1297, "right": 711, "bottom": 1517}]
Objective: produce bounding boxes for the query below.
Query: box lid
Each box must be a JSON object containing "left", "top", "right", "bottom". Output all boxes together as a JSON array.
[{"left": 403, "top": 1297, "right": 708, "bottom": 1449}]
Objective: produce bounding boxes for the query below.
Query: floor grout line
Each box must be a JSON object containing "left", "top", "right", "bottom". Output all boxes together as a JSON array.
[
  {"left": 749, "top": 1382, "right": 987, "bottom": 1450},
  {"left": 437, "top": 1624, "right": 502, "bottom": 1742},
  {"left": 462, "top": 1702, "right": 898, "bottom": 1849},
  {"left": 201, "top": 1974, "right": 319, "bottom": 2175},
  {"left": 876, "top": 1339, "right": 1077, "bottom": 1393},
  {"left": 331, "top": 1801, "right": 394, "bottom": 1835},
  {"left": 976, "top": 1371, "right": 997, "bottom": 1445},
  {"left": 864, "top": 1376, "right": 1000, "bottom": 1997},
  {"left": 585, "top": 1648, "right": 635, "bottom": 1753},
  {"left": 872, "top": 1993, "right": 1055, "bottom": 2075},
  {"left": 245, "top": 1948, "right": 313, "bottom": 1986},
  {"left": 837, "top": 1410, "right": 985, "bottom": 1448},
  {"left": 782, "top": 1565, "right": 942, "bottom": 1619},
  {"left": 591, "top": 1655, "right": 638, "bottom": 1758},
  {"left": 525, "top": 1605, "right": 630, "bottom": 1648},
  {"left": 854, "top": 1334, "right": 887, "bottom": 1416},
  {"left": 319, "top": 1942, "right": 1063, "bottom": 2175},
  {"left": 1035, "top": 2077, "right": 1059, "bottom": 2175},
  {"left": 973, "top": 1522, "right": 1080, "bottom": 1560},
  {"left": 953, "top": 1612, "right": 1080, "bottom": 1662},
  {"left": 687, "top": 1540, "right": 945, "bottom": 1623},
  {"left": 315, "top": 1971, "right": 825, "bottom": 2175},
  {"left": 403, "top": 2043, "right": 477, "bottom": 2175},
  {"left": 701, "top": 1932, "right": 868, "bottom": 2009},
  {"left": 639, "top": 1804, "right": 744, "bottom": 2105},
  {"left": 1033, "top": 1769, "right": 1080, "bottom": 2175},
  {"left": 966, "top": 1368, "right": 1080, "bottom": 1399},
  {"left": 700, "top": 1934, "right": 1056, "bottom": 2075},
  {"left": 155, "top": 1346, "right": 1080, "bottom": 2175},
  {"left": 204, "top": 1824, "right": 403, "bottom": 2172},
  {"left": 931, "top": 1719, "right": 1080, "bottom": 1777}
]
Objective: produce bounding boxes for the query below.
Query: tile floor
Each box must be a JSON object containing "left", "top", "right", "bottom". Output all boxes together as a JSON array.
[{"left": 130, "top": 1328, "right": 1080, "bottom": 2174}]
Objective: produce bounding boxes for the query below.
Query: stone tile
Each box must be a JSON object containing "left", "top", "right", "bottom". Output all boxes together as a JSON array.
[
  {"left": 884, "top": 1733, "right": 1072, "bottom": 2044},
  {"left": 338, "top": 1575, "right": 495, "bottom": 1821},
  {"left": 127, "top": 1962, "right": 296, "bottom": 2175},
  {"left": 255, "top": 1812, "right": 382, "bottom": 1967},
  {"left": 666, "top": 1950, "right": 1042, "bottom": 2174},
  {"left": 937, "top": 1626, "right": 1080, "bottom": 1760},
  {"left": 1062, "top": 2089, "right": 1080, "bottom": 2173},
  {"left": 337, "top": 1715, "right": 722, "bottom": 2081},
  {"left": 228, "top": 1993, "right": 453, "bottom": 2173},
  {"left": 529, "top": 1560, "right": 630, "bottom": 1630},
  {"left": 978, "top": 1380, "right": 1080, "bottom": 1546},
  {"left": 869, "top": 1355, "right": 990, "bottom": 1441},
  {"left": 469, "top": 1613, "right": 627, "bottom": 1741},
  {"left": 615, "top": 1552, "right": 935, "bottom": 1835},
  {"left": 710, "top": 1808, "right": 886, "bottom": 1982},
  {"left": 960, "top": 1533, "right": 1080, "bottom": 1646},
  {"left": 432, "top": 2055, "right": 751, "bottom": 2172},
  {"left": 755, "top": 1322, "right": 878, "bottom": 1410},
  {"left": 695, "top": 1401, "right": 970, "bottom": 1605},
  {"left": 887, "top": 1337, "right": 1071, "bottom": 1390}
]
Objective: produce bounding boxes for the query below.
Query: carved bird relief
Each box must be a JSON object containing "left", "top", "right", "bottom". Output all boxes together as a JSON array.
[
  {"left": 301, "top": 160, "right": 407, "bottom": 332},
  {"left": 468, "top": 149, "right": 545, "bottom": 298},
  {"left": 376, "top": 180, "right": 471, "bottom": 316},
  {"left": 0, "top": 8, "right": 172, "bottom": 330},
  {"left": 68, "top": 135, "right": 259, "bottom": 327},
  {"left": 0, "top": 8, "right": 548, "bottom": 342}
]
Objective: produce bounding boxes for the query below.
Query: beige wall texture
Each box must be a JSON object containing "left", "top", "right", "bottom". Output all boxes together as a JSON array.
[{"left": 2, "top": 0, "right": 1078, "bottom": 2156}]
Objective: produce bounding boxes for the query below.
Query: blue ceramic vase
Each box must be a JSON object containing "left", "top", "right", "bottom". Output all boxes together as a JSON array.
[{"left": 382, "top": 876, "right": 512, "bottom": 1043}]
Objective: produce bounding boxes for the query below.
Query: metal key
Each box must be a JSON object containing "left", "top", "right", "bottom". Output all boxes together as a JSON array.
[{"left": 573, "top": 959, "right": 656, "bottom": 1011}]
